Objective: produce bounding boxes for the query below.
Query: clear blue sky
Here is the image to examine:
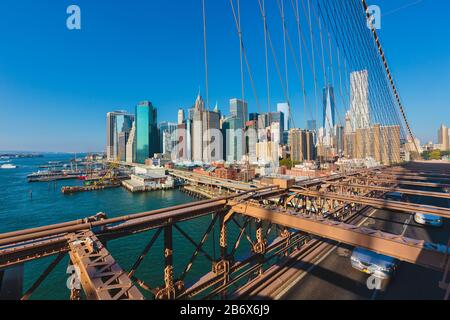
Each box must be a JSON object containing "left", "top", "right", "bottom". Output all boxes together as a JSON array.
[{"left": 0, "top": 0, "right": 448, "bottom": 152}]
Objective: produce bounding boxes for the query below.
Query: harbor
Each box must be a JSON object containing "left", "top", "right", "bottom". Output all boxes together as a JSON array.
[{"left": 0, "top": 153, "right": 202, "bottom": 300}]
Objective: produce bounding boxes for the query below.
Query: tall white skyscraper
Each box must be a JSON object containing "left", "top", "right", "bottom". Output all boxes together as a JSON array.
[
  {"left": 178, "top": 108, "right": 185, "bottom": 125},
  {"left": 192, "top": 93, "right": 205, "bottom": 162},
  {"left": 277, "top": 102, "right": 290, "bottom": 131},
  {"left": 322, "top": 86, "right": 336, "bottom": 146},
  {"left": 350, "top": 70, "right": 370, "bottom": 131}
]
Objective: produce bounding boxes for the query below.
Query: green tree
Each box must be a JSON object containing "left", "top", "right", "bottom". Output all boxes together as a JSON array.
[
  {"left": 280, "top": 158, "right": 293, "bottom": 169},
  {"left": 429, "top": 150, "right": 442, "bottom": 160}
]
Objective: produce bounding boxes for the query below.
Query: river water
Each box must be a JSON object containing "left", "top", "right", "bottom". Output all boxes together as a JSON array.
[{"left": 0, "top": 154, "right": 250, "bottom": 299}]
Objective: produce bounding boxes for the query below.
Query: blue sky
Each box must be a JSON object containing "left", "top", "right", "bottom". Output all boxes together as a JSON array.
[{"left": 0, "top": 0, "right": 448, "bottom": 152}]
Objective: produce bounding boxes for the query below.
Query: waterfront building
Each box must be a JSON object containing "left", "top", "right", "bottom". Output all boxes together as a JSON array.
[
  {"left": 106, "top": 111, "right": 134, "bottom": 161},
  {"left": 135, "top": 101, "right": 159, "bottom": 164}
]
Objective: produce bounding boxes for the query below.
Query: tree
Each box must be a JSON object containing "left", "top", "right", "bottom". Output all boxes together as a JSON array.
[{"left": 280, "top": 158, "right": 293, "bottom": 169}]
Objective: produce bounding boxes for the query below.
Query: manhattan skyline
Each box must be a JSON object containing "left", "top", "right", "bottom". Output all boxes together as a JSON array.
[{"left": 0, "top": 0, "right": 449, "bottom": 152}]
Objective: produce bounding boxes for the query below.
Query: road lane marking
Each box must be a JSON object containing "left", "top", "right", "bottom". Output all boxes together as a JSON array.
[
  {"left": 400, "top": 215, "right": 413, "bottom": 237},
  {"left": 276, "top": 208, "right": 378, "bottom": 300}
]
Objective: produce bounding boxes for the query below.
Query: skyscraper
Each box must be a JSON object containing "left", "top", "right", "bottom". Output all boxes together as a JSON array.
[
  {"left": 227, "top": 99, "right": 248, "bottom": 163},
  {"left": 135, "top": 101, "right": 159, "bottom": 164},
  {"left": 246, "top": 120, "right": 258, "bottom": 164},
  {"left": 159, "top": 122, "right": 178, "bottom": 155},
  {"left": 249, "top": 113, "right": 260, "bottom": 122},
  {"left": 290, "top": 129, "right": 316, "bottom": 162},
  {"left": 438, "top": 124, "right": 449, "bottom": 151},
  {"left": 126, "top": 122, "right": 136, "bottom": 163},
  {"left": 277, "top": 102, "right": 290, "bottom": 131},
  {"left": 268, "top": 112, "right": 285, "bottom": 144},
  {"left": 335, "top": 125, "right": 345, "bottom": 156},
  {"left": 350, "top": 70, "right": 370, "bottom": 131},
  {"left": 178, "top": 108, "right": 185, "bottom": 125},
  {"left": 192, "top": 94, "right": 205, "bottom": 162},
  {"left": 202, "top": 109, "right": 221, "bottom": 162},
  {"left": 191, "top": 93, "right": 221, "bottom": 163},
  {"left": 258, "top": 114, "right": 269, "bottom": 132},
  {"left": 106, "top": 111, "right": 134, "bottom": 161},
  {"left": 307, "top": 120, "right": 317, "bottom": 132},
  {"left": 322, "top": 85, "right": 336, "bottom": 146},
  {"left": 230, "top": 98, "right": 248, "bottom": 127}
]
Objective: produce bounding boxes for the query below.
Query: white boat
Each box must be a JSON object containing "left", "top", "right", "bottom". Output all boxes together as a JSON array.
[{"left": 1, "top": 164, "right": 17, "bottom": 169}]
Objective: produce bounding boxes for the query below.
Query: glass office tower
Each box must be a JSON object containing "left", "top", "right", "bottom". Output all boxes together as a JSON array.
[
  {"left": 135, "top": 101, "right": 159, "bottom": 164},
  {"left": 106, "top": 111, "right": 134, "bottom": 161}
]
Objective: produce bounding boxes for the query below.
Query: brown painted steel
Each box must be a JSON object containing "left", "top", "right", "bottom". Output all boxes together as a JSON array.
[
  {"left": 289, "top": 189, "right": 450, "bottom": 218},
  {"left": 328, "top": 182, "right": 450, "bottom": 199},
  {"left": 230, "top": 202, "right": 449, "bottom": 271},
  {"left": 67, "top": 231, "right": 144, "bottom": 300}
]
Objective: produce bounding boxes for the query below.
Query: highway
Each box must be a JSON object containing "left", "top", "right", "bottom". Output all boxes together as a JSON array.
[{"left": 282, "top": 185, "right": 450, "bottom": 300}]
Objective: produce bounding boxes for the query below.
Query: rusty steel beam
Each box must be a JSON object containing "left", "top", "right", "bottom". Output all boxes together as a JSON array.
[
  {"left": 289, "top": 189, "right": 450, "bottom": 218},
  {"left": 67, "top": 231, "right": 144, "bottom": 300},
  {"left": 0, "top": 188, "right": 285, "bottom": 269},
  {"left": 381, "top": 169, "right": 450, "bottom": 179},
  {"left": 328, "top": 182, "right": 450, "bottom": 199},
  {"left": 369, "top": 173, "right": 450, "bottom": 183},
  {"left": 350, "top": 176, "right": 450, "bottom": 189},
  {"left": 230, "top": 202, "right": 449, "bottom": 272}
]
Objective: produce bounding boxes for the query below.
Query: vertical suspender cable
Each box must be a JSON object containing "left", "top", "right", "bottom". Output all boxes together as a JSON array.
[
  {"left": 262, "top": 0, "right": 271, "bottom": 113},
  {"left": 202, "top": 0, "right": 210, "bottom": 110},
  {"left": 237, "top": 0, "right": 245, "bottom": 101},
  {"left": 361, "top": 0, "right": 420, "bottom": 155}
]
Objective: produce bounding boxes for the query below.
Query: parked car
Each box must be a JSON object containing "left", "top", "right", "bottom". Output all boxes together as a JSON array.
[
  {"left": 350, "top": 247, "right": 399, "bottom": 280},
  {"left": 414, "top": 213, "right": 443, "bottom": 227}
]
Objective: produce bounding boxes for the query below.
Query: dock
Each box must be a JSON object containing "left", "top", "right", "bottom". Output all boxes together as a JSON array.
[{"left": 61, "top": 183, "right": 121, "bottom": 195}]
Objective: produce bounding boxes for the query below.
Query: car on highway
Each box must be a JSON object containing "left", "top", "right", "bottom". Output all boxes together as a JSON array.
[
  {"left": 414, "top": 213, "right": 443, "bottom": 227},
  {"left": 383, "top": 192, "right": 405, "bottom": 202},
  {"left": 350, "top": 247, "right": 399, "bottom": 280}
]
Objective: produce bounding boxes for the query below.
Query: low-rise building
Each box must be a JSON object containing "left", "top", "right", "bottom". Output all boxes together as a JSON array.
[{"left": 122, "top": 173, "right": 174, "bottom": 192}]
